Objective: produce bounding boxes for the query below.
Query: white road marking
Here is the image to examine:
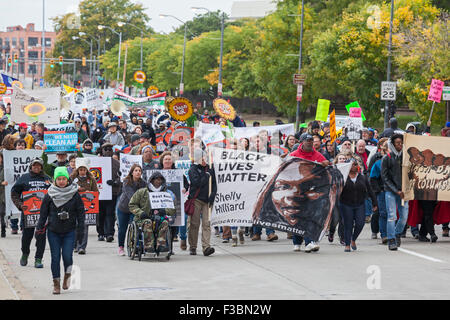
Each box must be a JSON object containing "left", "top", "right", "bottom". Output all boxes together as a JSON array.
[{"left": 398, "top": 248, "right": 445, "bottom": 263}]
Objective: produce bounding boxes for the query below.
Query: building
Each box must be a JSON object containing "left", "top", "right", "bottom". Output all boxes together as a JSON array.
[
  {"left": 230, "top": 0, "right": 277, "bottom": 20},
  {"left": 0, "top": 23, "right": 57, "bottom": 86}
]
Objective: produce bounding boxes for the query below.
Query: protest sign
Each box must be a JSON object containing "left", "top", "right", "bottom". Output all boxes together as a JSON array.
[
  {"left": 146, "top": 169, "right": 185, "bottom": 226},
  {"left": 315, "top": 99, "right": 330, "bottom": 122},
  {"left": 85, "top": 88, "right": 101, "bottom": 110},
  {"left": 201, "top": 129, "right": 225, "bottom": 147},
  {"left": 428, "top": 79, "right": 444, "bottom": 103},
  {"left": 88, "top": 157, "right": 112, "bottom": 200},
  {"left": 3, "top": 150, "right": 47, "bottom": 217},
  {"left": 234, "top": 124, "right": 295, "bottom": 141},
  {"left": 113, "top": 90, "right": 166, "bottom": 108},
  {"left": 45, "top": 123, "right": 76, "bottom": 133},
  {"left": 11, "top": 87, "right": 60, "bottom": 124},
  {"left": 22, "top": 190, "right": 47, "bottom": 228},
  {"left": 345, "top": 101, "right": 366, "bottom": 121},
  {"left": 80, "top": 191, "right": 99, "bottom": 225},
  {"left": 213, "top": 98, "right": 236, "bottom": 121},
  {"left": 148, "top": 192, "right": 175, "bottom": 209},
  {"left": 167, "top": 97, "right": 194, "bottom": 122},
  {"left": 252, "top": 158, "right": 343, "bottom": 241},
  {"left": 349, "top": 107, "right": 362, "bottom": 118},
  {"left": 44, "top": 131, "right": 78, "bottom": 152},
  {"left": 211, "top": 148, "right": 282, "bottom": 227},
  {"left": 402, "top": 134, "right": 450, "bottom": 201},
  {"left": 329, "top": 109, "right": 337, "bottom": 144},
  {"left": 345, "top": 116, "right": 363, "bottom": 140},
  {"left": 175, "top": 160, "right": 192, "bottom": 183},
  {"left": 119, "top": 154, "right": 142, "bottom": 182}
]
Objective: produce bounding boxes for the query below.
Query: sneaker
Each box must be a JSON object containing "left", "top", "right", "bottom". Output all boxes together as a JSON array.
[
  {"left": 74, "top": 248, "right": 78, "bottom": 253},
  {"left": 430, "top": 234, "right": 438, "bottom": 243},
  {"left": 311, "top": 242, "right": 320, "bottom": 252},
  {"left": 328, "top": 233, "right": 334, "bottom": 243},
  {"left": 118, "top": 247, "right": 125, "bottom": 256},
  {"left": 232, "top": 237, "right": 238, "bottom": 247},
  {"left": 222, "top": 239, "right": 229, "bottom": 243},
  {"left": 180, "top": 240, "right": 187, "bottom": 251},
  {"left": 418, "top": 235, "right": 430, "bottom": 242},
  {"left": 106, "top": 236, "right": 114, "bottom": 243},
  {"left": 388, "top": 239, "right": 397, "bottom": 251},
  {"left": 339, "top": 238, "right": 345, "bottom": 246},
  {"left": 442, "top": 229, "right": 449, "bottom": 237},
  {"left": 304, "top": 243, "right": 315, "bottom": 253},
  {"left": 371, "top": 233, "right": 377, "bottom": 239},
  {"left": 251, "top": 234, "right": 261, "bottom": 241},
  {"left": 395, "top": 236, "right": 401, "bottom": 247},
  {"left": 381, "top": 237, "right": 388, "bottom": 245},
  {"left": 203, "top": 247, "right": 215, "bottom": 256},
  {"left": 214, "top": 228, "right": 220, "bottom": 237},
  {"left": 98, "top": 235, "right": 105, "bottom": 241},
  {"left": 293, "top": 245, "right": 301, "bottom": 252},
  {"left": 190, "top": 248, "right": 197, "bottom": 255},
  {"left": 78, "top": 248, "right": 86, "bottom": 255},
  {"left": 20, "top": 254, "right": 28, "bottom": 266},
  {"left": 34, "top": 258, "right": 43, "bottom": 268},
  {"left": 11, "top": 229, "right": 18, "bottom": 235},
  {"left": 266, "top": 233, "right": 278, "bottom": 241},
  {"left": 238, "top": 230, "right": 245, "bottom": 244}
]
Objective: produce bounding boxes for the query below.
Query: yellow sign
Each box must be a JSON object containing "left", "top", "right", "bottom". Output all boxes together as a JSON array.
[
  {"left": 213, "top": 98, "right": 236, "bottom": 121},
  {"left": 167, "top": 97, "right": 193, "bottom": 122},
  {"left": 133, "top": 71, "right": 146, "bottom": 84},
  {"left": 147, "top": 86, "right": 159, "bottom": 96},
  {"left": 0, "top": 83, "right": 6, "bottom": 94},
  {"left": 24, "top": 103, "right": 47, "bottom": 117},
  {"left": 11, "top": 80, "right": 23, "bottom": 89},
  {"left": 329, "top": 109, "right": 336, "bottom": 145}
]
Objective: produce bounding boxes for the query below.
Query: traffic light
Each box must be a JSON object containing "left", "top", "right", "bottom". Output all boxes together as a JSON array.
[
  {"left": 74, "top": 80, "right": 81, "bottom": 87},
  {"left": 82, "top": 57, "right": 86, "bottom": 67},
  {"left": 8, "top": 58, "right": 12, "bottom": 66},
  {"left": 98, "top": 79, "right": 103, "bottom": 87},
  {"left": 59, "top": 56, "right": 63, "bottom": 65},
  {"left": 13, "top": 54, "right": 18, "bottom": 63},
  {"left": 50, "top": 59, "right": 54, "bottom": 68}
]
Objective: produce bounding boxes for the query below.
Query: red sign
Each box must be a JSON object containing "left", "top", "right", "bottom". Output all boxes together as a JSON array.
[
  {"left": 22, "top": 190, "right": 48, "bottom": 228},
  {"left": 428, "top": 79, "right": 444, "bottom": 103}
]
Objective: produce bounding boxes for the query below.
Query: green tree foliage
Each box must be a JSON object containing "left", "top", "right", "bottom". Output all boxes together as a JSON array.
[{"left": 173, "top": 11, "right": 227, "bottom": 40}]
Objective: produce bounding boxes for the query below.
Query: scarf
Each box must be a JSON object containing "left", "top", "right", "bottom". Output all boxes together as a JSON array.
[
  {"left": 149, "top": 184, "right": 162, "bottom": 192},
  {"left": 47, "top": 183, "right": 79, "bottom": 208}
]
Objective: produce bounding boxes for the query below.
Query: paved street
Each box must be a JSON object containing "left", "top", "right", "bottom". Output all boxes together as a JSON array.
[{"left": 1, "top": 224, "right": 449, "bottom": 300}]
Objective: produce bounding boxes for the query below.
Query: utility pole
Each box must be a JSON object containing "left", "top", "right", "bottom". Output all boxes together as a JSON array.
[
  {"left": 41, "top": 0, "right": 45, "bottom": 79},
  {"left": 218, "top": 12, "right": 225, "bottom": 97},
  {"left": 294, "top": 0, "right": 305, "bottom": 132},
  {"left": 384, "top": 0, "right": 394, "bottom": 130}
]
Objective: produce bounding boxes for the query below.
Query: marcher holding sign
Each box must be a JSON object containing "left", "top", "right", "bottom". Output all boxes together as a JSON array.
[{"left": 36, "top": 167, "right": 85, "bottom": 294}]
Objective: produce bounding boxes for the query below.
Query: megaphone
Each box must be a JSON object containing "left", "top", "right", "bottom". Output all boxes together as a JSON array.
[{"left": 110, "top": 99, "right": 126, "bottom": 116}]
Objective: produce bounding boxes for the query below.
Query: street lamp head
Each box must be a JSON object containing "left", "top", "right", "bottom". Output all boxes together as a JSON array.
[
  {"left": 79, "top": 32, "right": 86, "bottom": 36},
  {"left": 117, "top": 22, "right": 125, "bottom": 27},
  {"left": 98, "top": 25, "right": 104, "bottom": 30},
  {"left": 159, "top": 14, "right": 167, "bottom": 18},
  {"left": 72, "top": 36, "right": 79, "bottom": 40}
]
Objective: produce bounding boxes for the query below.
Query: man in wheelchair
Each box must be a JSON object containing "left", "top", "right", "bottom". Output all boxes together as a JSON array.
[{"left": 129, "top": 171, "right": 176, "bottom": 253}]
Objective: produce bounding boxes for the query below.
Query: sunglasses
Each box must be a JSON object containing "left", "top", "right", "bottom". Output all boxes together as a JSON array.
[{"left": 104, "top": 147, "right": 113, "bottom": 151}]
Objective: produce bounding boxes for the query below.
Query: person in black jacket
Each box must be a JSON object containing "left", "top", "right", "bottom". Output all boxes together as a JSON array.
[
  {"left": 381, "top": 133, "right": 409, "bottom": 251},
  {"left": 36, "top": 166, "right": 85, "bottom": 295},
  {"left": 340, "top": 157, "right": 377, "bottom": 252},
  {"left": 187, "top": 149, "right": 216, "bottom": 256},
  {"left": 11, "top": 158, "right": 52, "bottom": 268}
]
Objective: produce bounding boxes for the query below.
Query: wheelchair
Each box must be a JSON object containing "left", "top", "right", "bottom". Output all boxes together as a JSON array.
[{"left": 126, "top": 215, "right": 175, "bottom": 261}]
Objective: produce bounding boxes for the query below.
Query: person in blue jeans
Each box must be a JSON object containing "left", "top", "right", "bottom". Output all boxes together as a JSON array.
[
  {"left": 116, "top": 164, "right": 146, "bottom": 256},
  {"left": 381, "top": 134, "right": 409, "bottom": 250},
  {"left": 36, "top": 167, "right": 85, "bottom": 295}
]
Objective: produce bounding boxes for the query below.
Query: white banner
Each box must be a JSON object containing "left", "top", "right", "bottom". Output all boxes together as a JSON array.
[
  {"left": 234, "top": 124, "right": 295, "bottom": 140},
  {"left": 88, "top": 157, "right": 112, "bottom": 200},
  {"left": 119, "top": 154, "right": 142, "bottom": 182},
  {"left": 85, "top": 88, "right": 102, "bottom": 110},
  {"left": 211, "top": 148, "right": 281, "bottom": 227},
  {"left": 11, "top": 87, "right": 60, "bottom": 124},
  {"left": 3, "top": 150, "right": 44, "bottom": 217}
]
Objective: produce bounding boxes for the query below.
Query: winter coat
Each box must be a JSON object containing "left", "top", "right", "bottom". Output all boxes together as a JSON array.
[
  {"left": 381, "top": 143, "right": 403, "bottom": 194},
  {"left": 290, "top": 144, "right": 327, "bottom": 163},
  {"left": 188, "top": 163, "right": 217, "bottom": 204},
  {"left": 73, "top": 175, "right": 98, "bottom": 193},
  {"left": 117, "top": 178, "right": 146, "bottom": 214},
  {"left": 141, "top": 160, "right": 162, "bottom": 182},
  {"left": 11, "top": 171, "right": 52, "bottom": 212},
  {"left": 36, "top": 190, "right": 85, "bottom": 237},
  {"left": 340, "top": 173, "right": 377, "bottom": 207},
  {"left": 0, "top": 165, "right": 5, "bottom": 205},
  {"left": 103, "top": 132, "right": 125, "bottom": 146}
]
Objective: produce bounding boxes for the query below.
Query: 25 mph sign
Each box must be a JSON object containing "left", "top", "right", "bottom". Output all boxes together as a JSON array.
[{"left": 381, "top": 81, "right": 396, "bottom": 101}]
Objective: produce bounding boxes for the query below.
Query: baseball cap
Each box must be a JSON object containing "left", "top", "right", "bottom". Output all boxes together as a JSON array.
[
  {"left": 300, "top": 133, "right": 313, "bottom": 142},
  {"left": 19, "top": 122, "right": 28, "bottom": 129}
]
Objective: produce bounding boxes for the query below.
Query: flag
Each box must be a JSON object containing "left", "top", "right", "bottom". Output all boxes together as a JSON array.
[
  {"left": 1, "top": 74, "right": 19, "bottom": 87},
  {"left": 64, "top": 84, "right": 79, "bottom": 94}
]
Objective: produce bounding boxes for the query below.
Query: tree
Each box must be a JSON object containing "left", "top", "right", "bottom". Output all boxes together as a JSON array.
[{"left": 174, "top": 11, "right": 228, "bottom": 40}]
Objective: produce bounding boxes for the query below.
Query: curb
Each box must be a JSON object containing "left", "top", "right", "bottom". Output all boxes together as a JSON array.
[{"left": 0, "top": 249, "right": 32, "bottom": 300}]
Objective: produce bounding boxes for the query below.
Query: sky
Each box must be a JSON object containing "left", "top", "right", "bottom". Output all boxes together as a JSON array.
[{"left": 0, "top": 0, "right": 238, "bottom": 34}]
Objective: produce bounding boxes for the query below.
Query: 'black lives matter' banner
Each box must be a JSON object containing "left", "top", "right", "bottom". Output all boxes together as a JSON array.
[
  {"left": 211, "top": 149, "right": 343, "bottom": 242},
  {"left": 402, "top": 134, "right": 450, "bottom": 201}
]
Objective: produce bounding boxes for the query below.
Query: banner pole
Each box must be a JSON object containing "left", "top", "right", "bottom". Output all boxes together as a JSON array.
[
  {"left": 208, "top": 149, "right": 212, "bottom": 220},
  {"left": 428, "top": 101, "right": 436, "bottom": 123}
]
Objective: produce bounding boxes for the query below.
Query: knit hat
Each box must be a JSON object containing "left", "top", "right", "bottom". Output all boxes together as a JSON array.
[
  {"left": 75, "top": 157, "right": 91, "bottom": 170},
  {"left": 446, "top": 122, "right": 450, "bottom": 128},
  {"left": 131, "top": 134, "right": 140, "bottom": 144},
  {"left": 54, "top": 167, "right": 69, "bottom": 180},
  {"left": 34, "top": 140, "right": 44, "bottom": 148}
]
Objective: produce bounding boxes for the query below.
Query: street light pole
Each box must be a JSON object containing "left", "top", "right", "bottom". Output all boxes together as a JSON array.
[
  {"left": 295, "top": 0, "right": 305, "bottom": 133},
  {"left": 98, "top": 25, "right": 122, "bottom": 86},
  {"left": 218, "top": 13, "right": 225, "bottom": 97},
  {"left": 384, "top": 0, "right": 394, "bottom": 130},
  {"left": 41, "top": 0, "right": 45, "bottom": 79}
]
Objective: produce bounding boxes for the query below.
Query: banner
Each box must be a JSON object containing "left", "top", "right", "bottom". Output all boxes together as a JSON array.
[
  {"left": 22, "top": 190, "right": 47, "bottom": 228},
  {"left": 233, "top": 124, "right": 295, "bottom": 141},
  {"left": 11, "top": 87, "right": 60, "bottom": 124},
  {"left": 85, "top": 88, "right": 102, "bottom": 110},
  {"left": 402, "top": 134, "right": 450, "bottom": 201},
  {"left": 4, "top": 150, "right": 45, "bottom": 217},
  {"left": 45, "top": 123, "right": 76, "bottom": 133},
  {"left": 211, "top": 148, "right": 282, "bottom": 227},
  {"left": 44, "top": 131, "right": 78, "bottom": 152},
  {"left": 88, "top": 157, "right": 112, "bottom": 200},
  {"left": 148, "top": 192, "right": 175, "bottom": 209},
  {"left": 80, "top": 191, "right": 99, "bottom": 225},
  {"left": 113, "top": 90, "right": 167, "bottom": 108},
  {"left": 146, "top": 169, "right": 185, "bottom": 227},
  {"left": 119, "top": 154, "right": 142, "bottom": 182},
  {"left": 1, "top": 73, "right": 19, "bottom": 87}
]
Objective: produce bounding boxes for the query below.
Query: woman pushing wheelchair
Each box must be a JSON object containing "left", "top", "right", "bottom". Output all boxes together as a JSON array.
[{"left": 128, "top": 171, "right": 176, "bottom": 254}]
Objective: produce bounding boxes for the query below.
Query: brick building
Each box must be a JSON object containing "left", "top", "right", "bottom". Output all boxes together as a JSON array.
[{"left": 0, "top": 23, "right": 57, "bottom": 85}]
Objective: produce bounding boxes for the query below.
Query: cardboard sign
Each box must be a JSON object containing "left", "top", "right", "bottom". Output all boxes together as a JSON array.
[
  {"left": 80, "top": 191, "right": 99, "bottom": 226},
  {"left": 345, "top": 101, "right": 366, "bottom": 121},
  {"left": 148, "top": 192, "right": 175, "bottom": 209},
  {"left": 44, "top": 131, "right": 78, "bottom": 152},
  {"left": 349, "top": 107, "right": 362, "bottom": 118},
  {"left": 119, "top": 154, "right": 143, "bottom": 182},
  {"left": 329, "top": 109, "right": 337, "bottom": 145},
  {"left": 22, "top": 190, "right": 48, "bottom": 228},
  {"left": 315, "top": 99, "right": 330, "bottom": 122},
  {"left": 428, "top": 79, "right": 444, "bottom": 103},
  {"left": 213, "top": 98, "right": 236, "bottom": 121}
]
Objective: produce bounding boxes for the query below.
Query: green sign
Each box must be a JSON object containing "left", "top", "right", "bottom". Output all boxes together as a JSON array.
[{"left": 315, "top": 99, "right": 331, "bottom": 122}]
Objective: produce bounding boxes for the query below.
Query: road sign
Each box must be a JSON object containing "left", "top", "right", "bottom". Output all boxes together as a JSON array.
[
  {"left": 133, "top": 71, "right": 146, "bottom": 84},
  {"left": 443, "top": 86, "right": 450, "bottom": 101},
  {"left": 218, "top": 83, "right": 223, "bottom": 96},
  {"left": 381, "top": 81, "right": 396, "bottom": 101},
  {"left": 293, "top": 74, "right": 306, "bottom": 85},
  {"left": 296, "top": 85, "right": 303, "bottom": 102},
  {"left": 180, "top": 83, "right": 184, "bottom": 95}
]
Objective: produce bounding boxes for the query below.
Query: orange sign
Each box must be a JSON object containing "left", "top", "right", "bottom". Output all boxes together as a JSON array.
[
  {"left": 133, "top": 71, "right": 146, "bottom": 84},
  {"left": 80, "top": 191, "right": 99, "bottom": 226},
  {"left": 147, "top": 86, "right": 159, "bottom": 96},
  {"left": 0, "top": 83, "right": 6, "bottom": 94},
  {"left": 22, "top": 190, "right": 48, "bottom": 228},
  {"left": 167, "top": 97, "right": 193, "bottom": 122},
  {"left": 330, "top": 109, "right": 337, "bottom": 145},
  {"left": 213, "top": 98, "right": 236, "bottom": 121}
]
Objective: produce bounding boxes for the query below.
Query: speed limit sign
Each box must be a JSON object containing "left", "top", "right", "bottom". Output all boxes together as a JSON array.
[{"left": 381, "top": 81, "right": 396, "bottom": 101}]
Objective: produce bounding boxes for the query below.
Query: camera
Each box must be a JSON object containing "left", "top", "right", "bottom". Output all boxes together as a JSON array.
[{"left": 58, "top": 211, "right": 69, "bottom": 221}]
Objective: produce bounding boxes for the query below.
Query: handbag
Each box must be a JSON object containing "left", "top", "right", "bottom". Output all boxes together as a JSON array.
[{"left": 184, "top": 188, "right": 201, "bottom": 216}]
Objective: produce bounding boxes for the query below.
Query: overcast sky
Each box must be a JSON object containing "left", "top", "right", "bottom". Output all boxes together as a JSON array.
[{"left": 0, "top": 0, "right": 237, "bottom": 34}]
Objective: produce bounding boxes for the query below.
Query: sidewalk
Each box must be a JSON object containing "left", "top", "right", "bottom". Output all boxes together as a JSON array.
[{"left": 0, "top": 248, "right": 30, "bottom": 300}]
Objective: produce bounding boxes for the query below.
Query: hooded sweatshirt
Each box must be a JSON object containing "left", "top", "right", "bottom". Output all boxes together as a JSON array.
[{"left": 290, "top": 143, "right": 327, "bottom": 163}]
